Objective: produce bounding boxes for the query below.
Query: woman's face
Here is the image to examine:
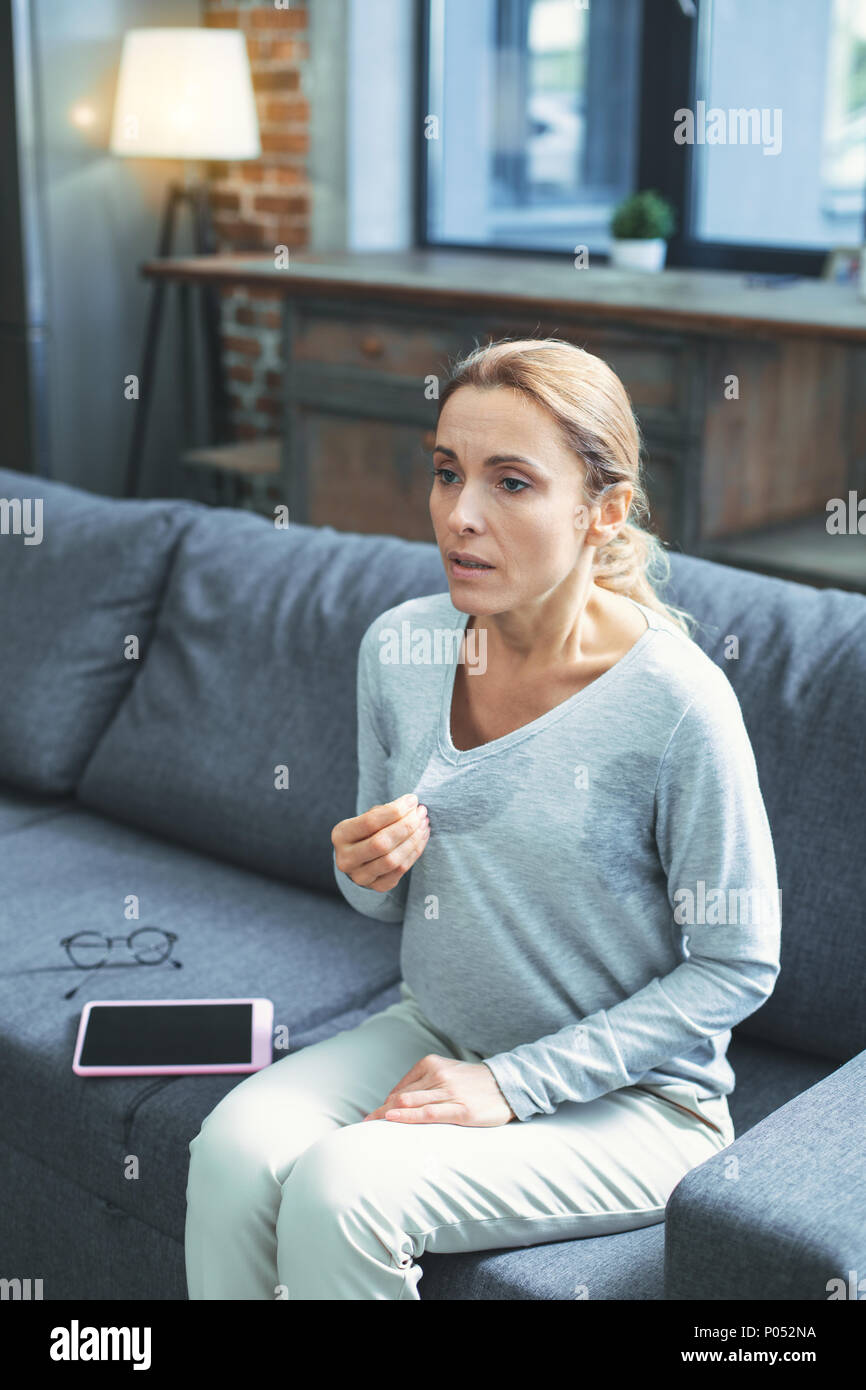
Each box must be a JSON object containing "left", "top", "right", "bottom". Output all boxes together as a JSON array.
[{"left": 430, "top": 384, "right": 596, "bottom": 613}]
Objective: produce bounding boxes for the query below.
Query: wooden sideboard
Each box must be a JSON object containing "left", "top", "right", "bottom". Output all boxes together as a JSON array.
[{"left": 143, "top": 249, "right": 866, "bottom": 589}]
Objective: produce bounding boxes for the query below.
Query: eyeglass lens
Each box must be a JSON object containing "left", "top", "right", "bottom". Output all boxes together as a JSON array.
[{"left": 65, "top": 929, "right": 172, "bottom": 969}]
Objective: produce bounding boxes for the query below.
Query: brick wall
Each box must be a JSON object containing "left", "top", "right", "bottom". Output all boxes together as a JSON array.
[{"left": 201, "top": 1, "right": 312, "bottom": 508}]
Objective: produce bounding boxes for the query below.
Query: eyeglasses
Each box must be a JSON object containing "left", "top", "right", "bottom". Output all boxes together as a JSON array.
[
  {"left": 59, "top": 928, "right": 182, "bottom": 1001},
  {"left": 61, "top": 928, "right": 178, "bottom": 970}
]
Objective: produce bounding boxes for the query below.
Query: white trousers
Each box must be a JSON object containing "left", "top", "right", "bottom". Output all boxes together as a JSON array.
[{"left": 184, "top": 980, "right": 734, "bottom": 1300}]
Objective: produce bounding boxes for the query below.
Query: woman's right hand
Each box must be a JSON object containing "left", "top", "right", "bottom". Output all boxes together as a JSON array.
[{"left": 331, "top": 793, "right": 430, "bottom": 893}]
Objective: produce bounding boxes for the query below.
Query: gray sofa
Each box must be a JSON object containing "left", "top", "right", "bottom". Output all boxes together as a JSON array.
[{"left": 1, "top": 464, "right": 864, "bottom": 1302}]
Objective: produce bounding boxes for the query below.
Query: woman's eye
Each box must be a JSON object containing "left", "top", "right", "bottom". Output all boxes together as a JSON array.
[
  {"left": 431, "top": 466, "right": 458, "bottom": 485},
  {"left": 431, "top": 467, "right": 528, "bottom": 493}
]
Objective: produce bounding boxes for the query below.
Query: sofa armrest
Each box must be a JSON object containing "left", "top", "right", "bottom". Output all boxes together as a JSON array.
[{"left": 664, "top": 1050, "right": 866, "bottom": 1300}]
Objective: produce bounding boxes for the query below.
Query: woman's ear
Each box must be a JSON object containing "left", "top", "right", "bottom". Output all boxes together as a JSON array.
[{"left": 588, "top": 484, "right": 632, "bottom": 547}]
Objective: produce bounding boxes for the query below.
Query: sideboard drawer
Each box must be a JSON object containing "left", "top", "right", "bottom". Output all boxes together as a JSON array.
[{"left": 294, "top": 307, "right": 467, "bottom": 379}]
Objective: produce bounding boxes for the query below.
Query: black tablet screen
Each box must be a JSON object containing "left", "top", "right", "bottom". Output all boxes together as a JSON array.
[{"left": 79, "top": 1003, "right": 253, "bottom": 1065}]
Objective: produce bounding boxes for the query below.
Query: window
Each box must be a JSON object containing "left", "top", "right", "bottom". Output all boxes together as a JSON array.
[
  {"left": 419, "top": 0, "right": 866, "bottom": 271},
  {"left": 691, "top": 0, "right": 866, "bottom": 250},
  {"left": 423, "top": 0, "right": 641, "bottom": 252}
]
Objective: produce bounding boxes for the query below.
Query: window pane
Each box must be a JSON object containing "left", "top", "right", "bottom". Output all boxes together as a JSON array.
[
  {"left": 425, "top": 0, "right": 641, "bottom": 252},
  {"left": 692, "top": 0, "right": 866, "bottom": 249}
]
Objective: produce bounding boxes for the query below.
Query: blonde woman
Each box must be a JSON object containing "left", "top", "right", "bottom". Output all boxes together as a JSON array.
[{"left": 185, "top": 338, "right": 781, "bottom": 1300}]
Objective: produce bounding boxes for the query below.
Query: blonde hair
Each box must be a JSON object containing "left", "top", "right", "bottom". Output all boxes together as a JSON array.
[{"left": 436, "top": 337, "right": 697, "bottom": 638}]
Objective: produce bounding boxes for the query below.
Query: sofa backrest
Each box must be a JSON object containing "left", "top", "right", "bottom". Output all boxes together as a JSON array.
[
  {"left": 0, "top": 468, "right": 200, "bottom": 794},
  {"left": 75, "top": 505, "right": 445, "bottom": 895},
  {"left": 655, "top": 554, "right": 866, "bottom": 1065}
]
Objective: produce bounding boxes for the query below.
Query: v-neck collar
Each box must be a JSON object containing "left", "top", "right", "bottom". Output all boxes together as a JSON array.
[{"left": 437, "top": 598, "right": 659, "bottom": 765}]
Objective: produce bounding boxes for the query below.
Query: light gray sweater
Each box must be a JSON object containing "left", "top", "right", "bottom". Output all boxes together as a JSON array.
[{"left": 333, "top": 591, "right": 782, "bottom": 1122}]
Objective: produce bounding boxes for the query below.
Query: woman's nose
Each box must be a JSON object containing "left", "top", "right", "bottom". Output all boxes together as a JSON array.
[{"left": 446, "top": 487, "right": 485, "bottom": 530}]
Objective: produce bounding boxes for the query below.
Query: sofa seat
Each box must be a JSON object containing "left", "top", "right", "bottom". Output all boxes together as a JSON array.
[{"left": 0, "top": 783, "right": 840, "bottom": 1300}]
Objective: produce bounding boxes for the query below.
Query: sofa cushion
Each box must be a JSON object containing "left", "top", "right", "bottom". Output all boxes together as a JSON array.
[
  {"left": 0, "top": 468, "right": 201, "bottom": 794},
  {"left": 0, "top": 801, "right": 403, "bottom": 1223},
  {"left": 76, "top": 508, "right": 444, "bottom": 895},
  {"left": 658, "top": 556, "right": 866, "bottom": 1063}
]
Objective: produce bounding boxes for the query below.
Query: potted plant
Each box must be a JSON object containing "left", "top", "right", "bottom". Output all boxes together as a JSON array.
[{"left": 608, "top": 190, "right": 676, "bottom": 272}]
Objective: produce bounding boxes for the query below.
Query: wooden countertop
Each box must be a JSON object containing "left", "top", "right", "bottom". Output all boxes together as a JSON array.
[{"left": 141, "top": 248, "right": 866, "bottom": 343}]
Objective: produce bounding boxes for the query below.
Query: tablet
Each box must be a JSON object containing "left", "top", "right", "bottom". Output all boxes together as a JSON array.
[{"left": 71, "top": 998, "right": 274, "bottom": 1076}]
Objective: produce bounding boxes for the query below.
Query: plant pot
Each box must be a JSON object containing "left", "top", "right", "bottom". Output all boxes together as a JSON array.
[{"left": 608, "top": 237, "right": 667, "bottom": 273}]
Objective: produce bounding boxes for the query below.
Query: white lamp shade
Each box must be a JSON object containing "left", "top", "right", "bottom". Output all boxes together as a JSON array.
[{"left": 110, "top": 28, "right": 261, "bottom": 161}]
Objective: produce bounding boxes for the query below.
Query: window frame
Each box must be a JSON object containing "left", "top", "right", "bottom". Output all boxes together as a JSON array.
[{"left": 415, "top": 0, "right": 842, "bottom": 275}]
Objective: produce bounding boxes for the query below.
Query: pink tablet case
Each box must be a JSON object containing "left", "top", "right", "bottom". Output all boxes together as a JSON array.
[{"left": 72, "top": 997, "right": 274, "bottom": 1076}]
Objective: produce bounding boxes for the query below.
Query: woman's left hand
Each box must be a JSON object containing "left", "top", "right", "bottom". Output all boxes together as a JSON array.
[{"left": 362, "top": 1055, "right": 516, "bottom": 1126}]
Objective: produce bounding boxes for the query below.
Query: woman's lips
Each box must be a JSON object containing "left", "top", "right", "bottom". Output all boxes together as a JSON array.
[{"left": 450, "top": 558, "right": 495, "bottom": 578}]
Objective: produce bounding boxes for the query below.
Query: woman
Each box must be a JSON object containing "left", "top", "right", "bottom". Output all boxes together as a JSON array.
[{"left": 185, "top": 338, "right": 781, "bottom": 1300}]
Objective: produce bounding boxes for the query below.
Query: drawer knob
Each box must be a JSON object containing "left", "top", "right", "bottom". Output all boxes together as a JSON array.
[{"left": 360, "top": 334, "right": 385, "bottom": 358}]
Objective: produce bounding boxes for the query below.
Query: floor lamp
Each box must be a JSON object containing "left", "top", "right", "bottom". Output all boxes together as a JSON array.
[{"left": 110, "top": 27, "right": 261, "bottom": 498}]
